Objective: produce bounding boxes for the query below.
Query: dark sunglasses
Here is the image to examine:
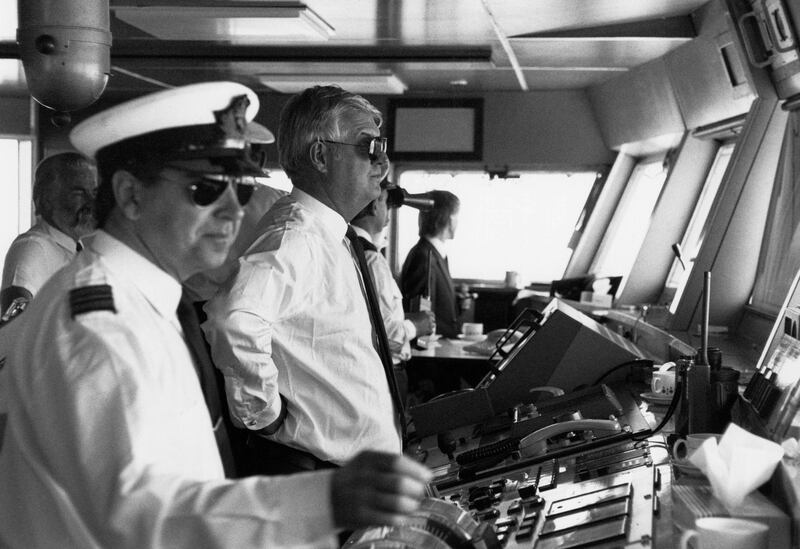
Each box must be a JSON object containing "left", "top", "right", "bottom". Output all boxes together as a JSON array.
[
  {"left": 189, "top": 174, "right": 255, "bottom": 207},
  {"left": 321, "top": 136, "right": 388, "bottom": 162}
]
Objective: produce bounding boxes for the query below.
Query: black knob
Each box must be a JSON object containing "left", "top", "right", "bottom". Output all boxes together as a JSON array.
[
  {"left": 50, "top": 111, "right": 72, "bottom": 128},
  {"left": 35, "top": 35, "right": 57, "bottom": 55}
]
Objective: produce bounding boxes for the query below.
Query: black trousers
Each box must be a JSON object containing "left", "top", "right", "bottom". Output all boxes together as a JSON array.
[{"left": 242, "top": 434, "right": 338, "bottom": 476}]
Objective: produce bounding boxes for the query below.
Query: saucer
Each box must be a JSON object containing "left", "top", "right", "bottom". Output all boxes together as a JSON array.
[
  {"left": 457, "top": 333, "right": 486, "bottom": 342},
  {"left": 639, "top": 391, "right": 673, "bottom": 405},
  {"left": 673, "top": 461, "right": 705, "bottom": 478}
]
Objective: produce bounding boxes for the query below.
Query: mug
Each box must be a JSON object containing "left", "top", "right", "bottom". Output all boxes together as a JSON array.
[
  {"left": 505, "top": 271, "right": 520, "bottom": 288},
  {"left": 651, "top": 362, "right": 676, "bottom": 395},
  {"left": 462, "top": 322, "right": 484, "bottom": 337},
  {"left": 651, "top": 371, "right": 676, "bottom": 395},
  {"left": 673, "top": 433, "right": 721, "bottom": 463},
  {"left": 679, "top": 517, "right": 768, "bottom": 549}
]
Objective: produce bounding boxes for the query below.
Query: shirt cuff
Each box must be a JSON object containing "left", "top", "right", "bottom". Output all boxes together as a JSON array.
[
  {"left": 259, "top": 469, "right": 338, "bottom": 544},
  {"left": 403, "top": 319, "right": 417, "bottom": 341}
]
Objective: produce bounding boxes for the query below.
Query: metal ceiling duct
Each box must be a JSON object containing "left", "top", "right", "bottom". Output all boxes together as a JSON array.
[{"left": 17, "top": 0, "right": 111, "bottom": 114}]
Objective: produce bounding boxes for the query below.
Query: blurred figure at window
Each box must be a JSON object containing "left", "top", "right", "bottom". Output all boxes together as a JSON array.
[{"left": 400, "top": 190, "right": 461, "bottom": 338}]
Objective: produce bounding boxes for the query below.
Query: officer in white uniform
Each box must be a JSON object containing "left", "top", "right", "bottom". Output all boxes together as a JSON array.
[
  {"left": 0, "top": 152, "right": 97, "bottom": 319},
  {"left": 0, "top": 81, "right": 431, "bottom": 549}
]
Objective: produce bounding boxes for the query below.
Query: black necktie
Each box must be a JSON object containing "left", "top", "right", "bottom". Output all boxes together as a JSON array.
[
  {"left": 176, "top": 291, "right": 237, "bottom": 477},
  {"left": 346, "top": 227, "right": 407, "bottom": 444}
]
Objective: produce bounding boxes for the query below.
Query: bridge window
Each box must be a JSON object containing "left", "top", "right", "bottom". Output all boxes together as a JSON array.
[
  {"left": 0, "top": 139, "right": 33, "bottom": 263},
  {"left": 590, "top": 156, "right": 668, "bottom": 291},
  {"left": 394, "top": 170, "right": 597, "bottom": 286},
  {"left": 667, "top": 141, "right": 734, "bottom": 312}
]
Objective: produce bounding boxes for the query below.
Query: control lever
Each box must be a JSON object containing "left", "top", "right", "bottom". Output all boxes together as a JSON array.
[{"left": 518, "top": 418, "right": 622, "bottom": 458}]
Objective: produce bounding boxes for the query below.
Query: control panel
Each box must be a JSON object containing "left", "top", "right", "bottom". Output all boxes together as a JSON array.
[
  {"left": 430, "top": 440, "right": 658, "bottom": 548},
  {"left": 345, "top": 437, "right": 661, "bottom": 548}
]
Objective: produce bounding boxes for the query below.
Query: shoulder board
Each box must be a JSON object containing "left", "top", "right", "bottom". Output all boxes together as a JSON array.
[{"left": 69, "top": 284, "right": 116, "bottom": 318}]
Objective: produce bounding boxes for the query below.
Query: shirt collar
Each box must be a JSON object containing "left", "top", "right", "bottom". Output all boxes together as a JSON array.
[
  {"left": 40, "top": 218, "right": 77, "bottom": 252},
  {"left": 349, "top": 224, "right": 376, "bottom": 246},
  {"left": 425, "top": 235, "right": 448, "bottom": 259},
  {"left": 290, "top": 187, "right": 348, "bottom": 241},
  {"left": 84, "top": 230, "right": 183, "bottom": 318}
]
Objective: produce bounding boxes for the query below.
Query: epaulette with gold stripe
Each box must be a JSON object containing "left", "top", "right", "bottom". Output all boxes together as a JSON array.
[{"left": 69, "top": 284, "right": 116, "bottom": 318}]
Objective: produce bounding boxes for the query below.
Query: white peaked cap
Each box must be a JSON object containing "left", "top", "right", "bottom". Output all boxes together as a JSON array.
[{"left": 70, "top": 81, "right": 274, "bottom": 158}]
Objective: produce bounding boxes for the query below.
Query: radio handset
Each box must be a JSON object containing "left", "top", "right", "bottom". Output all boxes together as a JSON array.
[{"left": 518, "top": 418, "right": 622, "bottom": 458}]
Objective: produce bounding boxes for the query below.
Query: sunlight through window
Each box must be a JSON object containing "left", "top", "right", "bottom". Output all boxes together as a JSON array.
[
  {"left": 396, "top": 170, "right": 597, "bottom": 286},
  {"left": 590, "top": 157, "right": 668, "bottom": 292},
  {"left": 0, "top": 139, "right": 33, "bottom": 263},
  {"left": 667, "top": 142, "right": 734, "bottom": 312}
]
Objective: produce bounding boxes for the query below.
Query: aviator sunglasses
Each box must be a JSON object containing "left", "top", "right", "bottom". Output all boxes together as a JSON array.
[
  {"left": 320, "top": 136, "right": 388, "bottom": 162},
  {"left": 188, "top": 174, "right": 256, "bottom": 207}
]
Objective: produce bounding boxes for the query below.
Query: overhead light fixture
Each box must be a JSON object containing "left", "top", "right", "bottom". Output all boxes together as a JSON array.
[
  {"left": 259, "top": 73, "right": 408, "bottom": 95},
  {"left": 113, "top": 3, "right": 334, "bottom": 42}
]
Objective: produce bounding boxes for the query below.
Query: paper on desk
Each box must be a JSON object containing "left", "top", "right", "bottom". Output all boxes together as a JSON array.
[{"left": 688, "top": 423, "right": 784, "bottom": 511}]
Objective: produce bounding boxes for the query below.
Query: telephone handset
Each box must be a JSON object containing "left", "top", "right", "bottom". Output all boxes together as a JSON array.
[
  {"left": 454, "top": 417, "right": 622, "bottom": 477},
  {"left": 518, "top": 418, "right": 622, "bottom": 458}
]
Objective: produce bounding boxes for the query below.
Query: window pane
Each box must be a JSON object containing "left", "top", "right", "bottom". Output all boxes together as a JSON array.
[
  {"left": 396, "top": 170, "right": 597, "bottom": 285},
  {"left": 667, "top": 142, "right": 734, "bottom": 311},
  {"left": 590, "top": 157, "right": 667, "bottom": 287},
  {"left": 0, "top": 139, "right": 33, "bottom": 264}
]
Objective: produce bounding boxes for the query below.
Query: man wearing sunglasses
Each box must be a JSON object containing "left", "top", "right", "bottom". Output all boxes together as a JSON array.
[
  {"left": 203, "top": 86, "right": 401, "bottom": 476},
  {"left": 0, "top": 82, "right": 430, "bottom": 549}
]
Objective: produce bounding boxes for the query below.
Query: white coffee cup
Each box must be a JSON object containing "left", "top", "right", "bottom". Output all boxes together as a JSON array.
[
  {"left": 679, "top": 517, "right": 768, "bottom": 549},
  {"left": 651, "top": 362, "right": 676, "bottom": 395},
  {"left": 462, "top": 322, "right": 484, "bottom": 337},
  {"left": 651, "top": 371, "right": 676, "bottom": 395},
  {"left": 673, "top": 432, "right": 721, "bottom": 463}
]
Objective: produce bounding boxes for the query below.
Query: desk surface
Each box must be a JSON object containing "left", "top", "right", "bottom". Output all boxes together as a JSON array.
[{"left": 411, "top": 337, "right": 495, "bottom": 361}]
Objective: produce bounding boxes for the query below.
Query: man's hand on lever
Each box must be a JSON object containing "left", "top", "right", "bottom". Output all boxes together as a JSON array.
[{"left": 331, "top": 451, "right": 433, "bottom": 529}]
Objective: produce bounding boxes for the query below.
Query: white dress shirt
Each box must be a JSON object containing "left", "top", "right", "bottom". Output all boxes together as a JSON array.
[
  {"left": 203, "top": 188, "right": 401, "bottom": 465},
  {"left": 350, "top": 225, "right": 415, "bottom": 363},
  {"left": 0, "top": 230, "right": 337, "bottom": 549},
  {"left": 1, "top": 218, "right": 77, "bottom": 296}
]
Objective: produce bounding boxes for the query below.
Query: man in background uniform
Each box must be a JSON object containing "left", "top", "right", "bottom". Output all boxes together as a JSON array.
[
  {"left": 400, "top": 190, "right": 461, "bottom": 338},
  {"left": 0, "top": 152, "right": 97, "bottom": 317},
  {"left": 350, "top": 180, "right": 435, "bottom": 402},
  {"left": 0, "top": 81, "right": 430, "bottom": 549}
]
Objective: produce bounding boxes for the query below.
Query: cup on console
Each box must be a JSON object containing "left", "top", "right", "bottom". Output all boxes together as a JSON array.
[
  {"left": 672, "top": 432, "right": 721, "bottom": 463},
  {"left": 679, "top": 517, "right": 768, "bottom": 549},
  {"left": 651, "top": 371, "right": 676, "bottom": 395},
  {"left": 461, "top": 322, "right": 484, "bottom": 337},
  {"left": 650, "top": 362, "right": 676, "bottom": 395}
]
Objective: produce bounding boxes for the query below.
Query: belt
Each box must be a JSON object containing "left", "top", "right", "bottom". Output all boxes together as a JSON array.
[{"left": 245, "top": 434, "right": 337, "bottom": 472}]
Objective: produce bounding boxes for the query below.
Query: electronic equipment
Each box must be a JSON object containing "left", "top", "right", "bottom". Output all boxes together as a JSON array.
[
  {"left": 17, "top": 0, "right": 111, "bottom": 116},
  {"left": 740, "top": 268, "right": 800, "bottom": 439},
  {"left": 409, "top": 299, "right": 650, "bottom": 436},
  {"left": 348, "top": 436, "right": 661, "bottom": 548},
  {"left": 350, "top": 376, "right": 660, "bottom": 547},
  {"left": 736, "top": 0, "right": 800, "bottom": 107},
  {"left": 549, "top": 275, "right": 622, "bottom": 302}
]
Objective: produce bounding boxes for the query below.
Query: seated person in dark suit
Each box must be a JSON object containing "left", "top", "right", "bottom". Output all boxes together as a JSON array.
[{"left": 400, "top": 190, "right": 461, "bottom": 338}]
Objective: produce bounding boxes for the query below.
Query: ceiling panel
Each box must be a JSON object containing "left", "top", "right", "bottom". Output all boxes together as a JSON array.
[
  {"left": 485, "top": 0, "right": 709, "bottom": 36},
  {"left": 3, "top": 0, "right": 716, "bottom": 97},
  {"left": 510, "top": 38, "right": 693, "bottom": 69}
]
